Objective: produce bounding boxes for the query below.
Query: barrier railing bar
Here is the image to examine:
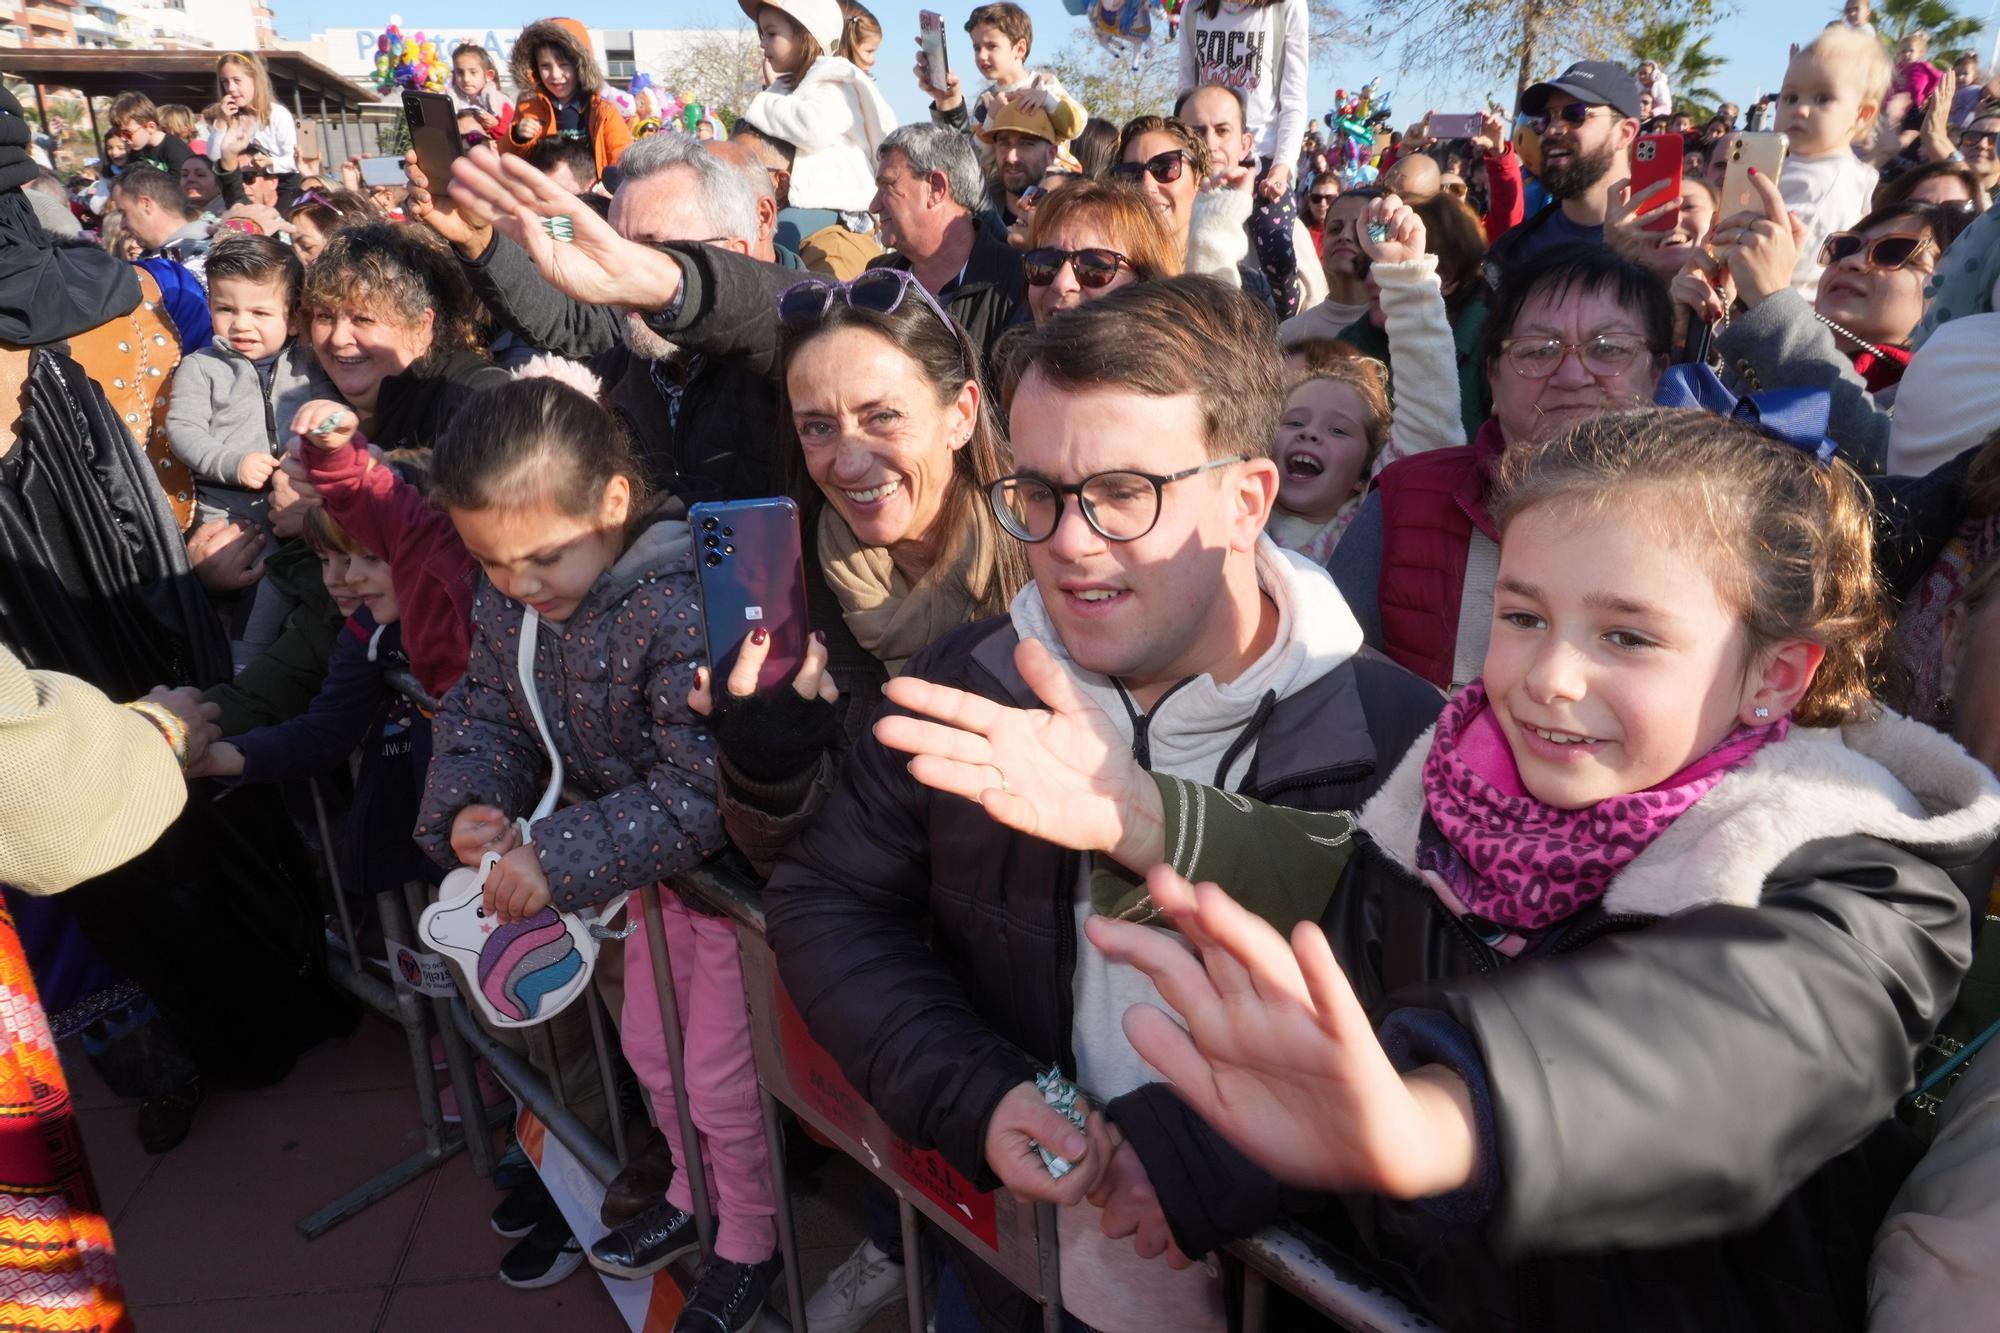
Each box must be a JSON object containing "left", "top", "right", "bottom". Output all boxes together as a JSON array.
[
  {"left": 309, "top": 779, "right": 365, "bottom": 978},
  {"left": 1241, "top": 1265, "right": 1269, "bottom": 1333},
  {"left": 761, "top": 1086, "right": 810, "bottom": 1330},
  {"left": 1033, "top": 1201, "right": 1063, "bottom": 1333},
  {"left": 449, "top": 997, "right": 624, "bottom": 1186},
  {"left": 897, "top": 1197, "right": 926, "bottom": 1333},
  {"left": 584, "top": 983, "right": 630, "bottom": 1168},
  {"left": 640, "top": 881, "right": 717, "bottom": 1259},
  {"left": 406, "top": 880, "right": 498, "bottom": 1181}
]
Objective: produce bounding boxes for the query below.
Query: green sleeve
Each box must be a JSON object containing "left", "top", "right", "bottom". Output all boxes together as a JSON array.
[{"left": 1090, "top": 772, "right": 1358, "bottom": 932}]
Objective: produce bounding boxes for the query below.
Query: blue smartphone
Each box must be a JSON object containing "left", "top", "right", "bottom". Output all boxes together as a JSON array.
[{"left": 690, "top": 498, "right": 810, "bottom": 705}]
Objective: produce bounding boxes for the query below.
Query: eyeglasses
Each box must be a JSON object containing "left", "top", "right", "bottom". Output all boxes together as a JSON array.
[
  {"left": 775, "top": 267, "right": 956, "bottom": 335},
  {"left": 1531, "top": 104, "right": 1606, "bottom": 135},
  {"left": 988, "top": 458, "right": 1247, "bottom": 544},
  {"left": 1818, "top": 230, "right": 1935, "bottom": 270},
  {"left": 1111, "top": 149, "right": 1190, "bottom": 186},
  {"left": 1303, "top": 191, "right": 1339, "bottom": 208},
  {"left": 1959, "top": 129, "right": 1999, "bottom": 147},
  {"left": 1022, "top": 247, "right": 1134, "bottom": 289},
  {"left": 1499, "top": 333, "right": 1652, "bottom": 380}
]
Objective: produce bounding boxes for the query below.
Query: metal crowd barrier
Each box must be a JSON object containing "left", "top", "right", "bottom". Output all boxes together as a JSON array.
[
  {"left": 296, "top": 775, "right": 501, "bottom": 1239},
  {"left": 349, "top": 670, "right": 1425, "bottom": 1328}
]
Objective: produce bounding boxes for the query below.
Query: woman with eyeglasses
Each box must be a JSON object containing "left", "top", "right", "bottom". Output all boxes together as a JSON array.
[
  {"left": 1329, "top": 247, "right": 1670, "bottom": 688},
  {"left": 1953, "top": 113, "right": 2000, "bottom": 193},
  {"left": 1021, "top": 177, "right": 1180, "bottom": 325},
  {"left": 1299, "top": 176, "right": 1340, "bottom": 252}
]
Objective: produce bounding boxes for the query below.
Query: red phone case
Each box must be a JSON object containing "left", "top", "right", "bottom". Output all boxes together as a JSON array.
[
  {"left": 690, "top": 498, "right": 810, "bottom": 703},
  {"left": 1630, "top": 134, "right": 1685, "bottom": 234}
]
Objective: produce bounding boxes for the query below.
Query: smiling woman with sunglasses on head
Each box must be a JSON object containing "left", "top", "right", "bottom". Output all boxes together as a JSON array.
[{"left": 1021, "top": 177, "right": 1180, "bottom": 325}]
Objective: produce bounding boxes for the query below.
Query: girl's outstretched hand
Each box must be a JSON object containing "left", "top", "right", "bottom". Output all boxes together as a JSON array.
[
  {"left": 290, "top": 399, "right": 359, "bottom": 451},
  {"left": 1084, "top": 866, "right": 1480, "bottom": 1200},
  {"left": 874, "top": 637, "right": 1165, "bottom": 871}
]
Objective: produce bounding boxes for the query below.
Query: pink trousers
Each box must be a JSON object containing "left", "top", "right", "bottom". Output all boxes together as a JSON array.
[{"left": 619, "top": 888, "right": 776, "bottom": 1264}]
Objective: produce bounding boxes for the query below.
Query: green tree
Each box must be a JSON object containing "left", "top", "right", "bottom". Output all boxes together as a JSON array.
[
  {"left": 1874, "top": 0, "right": 1985, "bottom": 49},
  {"left": 1629, "top": 18, "right": 1727, "bottom": 114}
]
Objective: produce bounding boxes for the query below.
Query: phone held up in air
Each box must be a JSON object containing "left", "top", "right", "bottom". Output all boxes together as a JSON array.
[
  {"left": 1629, "top": 133, "right": 1685, "bottom": 233},
  {"left": 690, "top": 498, "right": 811, "bottom": 706},
  {"left": 1425, "top": 113, "right": 1484, "bottom": 140},
  {"left": 357, "top": 155, "right": 407, "bottom": 188},
  {"left": 1720, "top": 130, "right": 1788, "bottom": 219},
  {"left": 403, "top": 89, "right": 464, "bottom": 192},
  {"left": 919, "top": 11, "right": 951, "bottom": 90}
]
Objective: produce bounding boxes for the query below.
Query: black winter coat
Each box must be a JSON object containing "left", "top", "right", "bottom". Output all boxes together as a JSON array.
[{"left": 763, "top": 618, "right": 1444, "bottom": 1333}]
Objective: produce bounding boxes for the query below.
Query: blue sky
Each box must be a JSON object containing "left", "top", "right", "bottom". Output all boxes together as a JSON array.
[{"left": 280, "top": 0, "right": 1999, "bottom": 127}]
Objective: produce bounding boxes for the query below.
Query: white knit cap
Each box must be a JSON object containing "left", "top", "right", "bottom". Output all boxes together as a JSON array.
[
  {"left": 737, "top": 0, "right": 843, "bottom": 51},
  {"left": 1885, "top": 312, "right": 2000, "bottom": 478}
]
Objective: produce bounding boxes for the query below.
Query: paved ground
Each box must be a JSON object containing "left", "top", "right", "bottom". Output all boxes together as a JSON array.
[{"left": 70, "top": 1011, "right": 919, "bottom": 1332}]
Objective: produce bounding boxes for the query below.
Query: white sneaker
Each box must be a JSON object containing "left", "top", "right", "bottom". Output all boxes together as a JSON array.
[{"left": 805, "top": 1239, "right": 904, "bottom": 1333}]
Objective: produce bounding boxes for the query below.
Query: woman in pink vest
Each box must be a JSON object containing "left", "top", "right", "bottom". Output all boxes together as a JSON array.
[{"left": 1329, "top": 248, "right": 1671, "bottom": 691}]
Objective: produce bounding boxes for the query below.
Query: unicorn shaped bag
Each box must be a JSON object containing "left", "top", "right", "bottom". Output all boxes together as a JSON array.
[{"left": 419, "top": 609, "right": 628, "bottom": 1028}]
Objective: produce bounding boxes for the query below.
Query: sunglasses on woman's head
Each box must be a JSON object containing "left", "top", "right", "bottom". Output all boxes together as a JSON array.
[
  {"left": 1111, "top": 149, "right": 1189, "bottom": 185},
  {"left": 774, "top": 267, "right": 956, "bottom": 334},
  {"left": 1022, "top": 247, "right": 1133, "bottom": 288},
  {"left": 1818, "top": 230, "right": 1934, "bottom": 270}
]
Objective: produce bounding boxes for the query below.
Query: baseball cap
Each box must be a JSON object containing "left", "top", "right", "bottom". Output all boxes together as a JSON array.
[{"left": 1520, "top": 61, "right": 1643, "bottom": 120}]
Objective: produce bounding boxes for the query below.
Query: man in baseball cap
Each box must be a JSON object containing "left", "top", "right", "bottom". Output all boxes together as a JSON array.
[
  {"left": 975, "top": 89, "right": 1082, "bottom": 235},
  {"left": 1488, "top": 60, "right": 1643, "bottom": 279}
]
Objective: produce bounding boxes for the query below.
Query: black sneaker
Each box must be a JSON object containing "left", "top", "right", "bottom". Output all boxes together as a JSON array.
[
  {"left": 137, "top": 1078, "right": 203, "bottom": 1155},
  {"left": 588, "top": 1196, "right": 700, "bottom": 1279},
  {"left": 493, "top": 1141, "right": 537, "bottom": 1193},
  {"left": 499, "top": 1211, "right": 584, "bottom": 1289},
  {"left": 491, "top": 1177, "right": 552, "bottom": 1239},
  {"left": 672, "top": 1256, "right": 779, "bottom": 1333}
]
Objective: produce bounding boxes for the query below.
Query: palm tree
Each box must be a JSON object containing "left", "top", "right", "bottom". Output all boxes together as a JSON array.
[
  {"left": 1629, "top": 18, "right": 1727, "bottom": 113},
  {"left": 1874, "top": 0, "right": 1986, "bottom": 51}
]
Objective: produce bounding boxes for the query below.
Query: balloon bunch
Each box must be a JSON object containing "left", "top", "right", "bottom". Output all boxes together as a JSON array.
[
  {"left": 1323, "top": 78, "right": 1393, "bottom": 187},
  {"left": 373, "top": 22, "right": 449, "bottom": 94},
  {"left": 1081, "top": 0, "right": 1165, "bottom": 70}
]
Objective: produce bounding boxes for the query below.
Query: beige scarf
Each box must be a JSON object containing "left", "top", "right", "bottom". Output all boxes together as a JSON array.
[{"left": 817, "top": 507, "right": 1007, "bottom": 674}]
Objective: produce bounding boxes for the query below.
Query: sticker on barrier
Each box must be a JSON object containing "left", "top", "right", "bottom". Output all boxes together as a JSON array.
[
  {"left": 774, "top": 979, "right": 999, "bottom": 1249},
  {"left": 387, "top": 940, "right": 461, "bottom": 998}
]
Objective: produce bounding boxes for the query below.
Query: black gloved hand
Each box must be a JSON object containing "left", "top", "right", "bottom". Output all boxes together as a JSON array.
[{"left": 710, "top": 683, "right": 839, "bottom": 785}]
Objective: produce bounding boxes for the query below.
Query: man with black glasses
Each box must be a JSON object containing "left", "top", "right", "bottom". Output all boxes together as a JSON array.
[
  {"left": 764, "top": 276, "right": 1440, "bottom": 1333},
  {"left": 1487, "top": 61, "right": 1642, "bottom": 281}
]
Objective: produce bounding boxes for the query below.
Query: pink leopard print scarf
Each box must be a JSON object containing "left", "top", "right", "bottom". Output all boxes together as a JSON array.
[{"left": 1417, "top": 680, "right": 1785, "bottom": 933}]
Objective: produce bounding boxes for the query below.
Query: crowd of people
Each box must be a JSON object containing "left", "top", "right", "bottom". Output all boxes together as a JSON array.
[{"left": 7, "top": 2, "right": 2000, "bottom": 1330}]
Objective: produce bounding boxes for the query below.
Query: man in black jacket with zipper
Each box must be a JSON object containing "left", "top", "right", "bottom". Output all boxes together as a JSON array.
[{"left": 763, "top": 278, "right": 1442, "bottom": 1333}]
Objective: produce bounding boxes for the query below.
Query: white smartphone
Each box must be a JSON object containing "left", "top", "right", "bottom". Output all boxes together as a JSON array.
[
  {"left": 1719, "top": 130, "right": 1787, "bottom": 217},
  {"left": 918, "top": 11, "right": 950, "bottom": 89},
  {"left": 358, "top": 155, "right": 407, "bottom": 188}
]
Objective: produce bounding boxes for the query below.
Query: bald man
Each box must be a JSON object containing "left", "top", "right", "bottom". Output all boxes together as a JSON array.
[{"left": 1381, "top": 150, "right": 1441, "bottom": 203}]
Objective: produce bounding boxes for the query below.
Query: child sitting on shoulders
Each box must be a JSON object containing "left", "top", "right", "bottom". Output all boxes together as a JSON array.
[
  {"left": 504, "top": 18, "right": 632, "bottom": 186},
  {"left": 917, "top": 2, "right": 1083, "bottom": 154},
  {"left": 1773, "top": 26, "right": 1890, "bottom": 294},
  {"left": 742, "top": 0, "right": 898, "bottom": 221}
]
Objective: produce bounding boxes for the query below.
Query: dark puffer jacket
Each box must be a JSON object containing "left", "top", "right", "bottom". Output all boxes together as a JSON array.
[
  {"left": 1157, "top": 708, "right": 2000, "bottom": 1332},
  {"left": 415, "top": 500, "right": 727, "bottom": 909},
  {"left": 763, "top": 616, "right": 1444, "bottom": 1333}
]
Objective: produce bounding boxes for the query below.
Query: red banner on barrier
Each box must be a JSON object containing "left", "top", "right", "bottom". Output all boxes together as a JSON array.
[{"left": 775, "top": 979, "right": 999, "bottom": 1249}]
